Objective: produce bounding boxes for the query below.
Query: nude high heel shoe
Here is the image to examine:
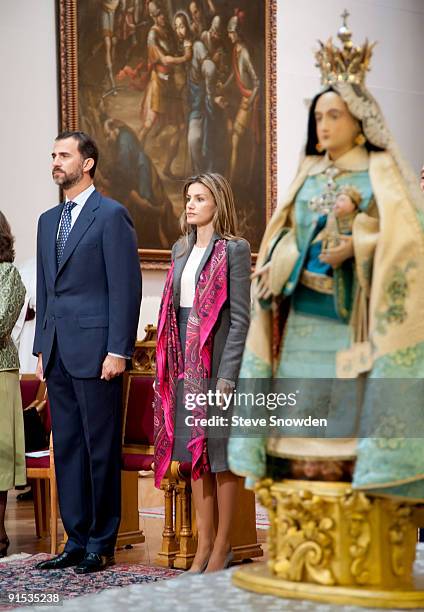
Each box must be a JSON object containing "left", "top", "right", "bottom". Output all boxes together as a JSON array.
[{"left": 223, "top": 549, "right": 234, "bottom": 569}]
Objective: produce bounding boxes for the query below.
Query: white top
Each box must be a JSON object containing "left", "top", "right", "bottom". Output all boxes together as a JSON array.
[{"left": 180, "top": 245, "right": 207, "bottom": 307}]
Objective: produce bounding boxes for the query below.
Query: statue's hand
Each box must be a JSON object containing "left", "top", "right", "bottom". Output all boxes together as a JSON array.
[
  {"left": 319, "top": 235, "right": 353, "bottom": 268},
  {"left": 251, "top": 261, "right": 272, "bottom": 299}
]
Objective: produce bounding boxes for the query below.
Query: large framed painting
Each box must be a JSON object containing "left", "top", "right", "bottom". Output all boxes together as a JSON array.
[{"left": 58, "top": 0, "right": 276, "bottom": 267}]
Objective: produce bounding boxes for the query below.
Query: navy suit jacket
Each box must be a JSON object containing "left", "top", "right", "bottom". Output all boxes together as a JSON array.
[{"left": 33, "top": 189, "right": 142, "bottom": 378}]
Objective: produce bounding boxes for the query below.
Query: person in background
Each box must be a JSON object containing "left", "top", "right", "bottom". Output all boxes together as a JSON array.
[
  {"left": 0, "top": 211, "right": 26, "bottom": 557},
  {"left": 12, "top": 257, "right": 38, "bottom": 374},
  {"left": 154, "top": 173, "right": 251, "bottom": 573}
]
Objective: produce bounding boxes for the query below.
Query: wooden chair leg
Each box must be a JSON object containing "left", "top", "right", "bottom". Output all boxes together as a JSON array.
[
  {"left": 156, "top": 478, "right": 179, "bottom": 567},
  {"left": 32, "top": 479, "right": 50, "bottom": 539},
  {"left": 49, "top": 475, "right": 58, "bottom": 554},
  {"left": 116, "top": 470, "right": 145, "bottom": 548},
  {"left": 58, "top": 531, "right": 68, "bottom": 554},
  {"left": 174, "top": 479, "right": 196, "bottom": 569}
]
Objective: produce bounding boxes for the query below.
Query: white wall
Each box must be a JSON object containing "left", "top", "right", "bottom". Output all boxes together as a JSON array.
[
  {"left": 0, "top": 1, "right": 59, "bottom": 265},
  {"left": 277, "top": 0, "right": 424, "bottom": 196},
  {"left": 2, "top": 0, "right": 423, "bottom": 337}
]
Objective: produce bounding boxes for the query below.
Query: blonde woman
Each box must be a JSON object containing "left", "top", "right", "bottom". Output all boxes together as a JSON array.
[
  {"left": 0, "top": 211, "right": 26, "bottom": 557},
  {"left": 154, "top": 173, "right": 251, "bottom": 573}
]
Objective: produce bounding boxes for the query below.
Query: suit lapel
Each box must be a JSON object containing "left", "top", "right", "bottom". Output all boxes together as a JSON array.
[
  {"left": 195, "top": 232, "right": 220, "bottom": 285},
  {"left": 56, "top": 190, "right": 100, "bottom": 278}
]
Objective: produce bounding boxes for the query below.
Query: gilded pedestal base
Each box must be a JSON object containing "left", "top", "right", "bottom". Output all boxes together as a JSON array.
[
  {"left": 233, "top": 563, "right": 424, "bottom": 609},
  {"left": 232, "top": 479, "right": 424, "bottom": 608}
]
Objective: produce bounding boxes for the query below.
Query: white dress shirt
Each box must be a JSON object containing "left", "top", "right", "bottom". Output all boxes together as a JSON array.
[{"left": 57, "top": 183, "right": 95, "bottom": 237}]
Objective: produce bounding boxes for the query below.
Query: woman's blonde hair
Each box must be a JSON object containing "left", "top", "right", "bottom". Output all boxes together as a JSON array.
[{"left": 177, "top": 173, "right": 239, "bottom": 255}]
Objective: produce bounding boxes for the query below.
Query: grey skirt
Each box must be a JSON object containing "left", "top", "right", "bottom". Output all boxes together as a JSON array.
[{"left": 172, "top": 307, "right": 229, "bottom": 472}]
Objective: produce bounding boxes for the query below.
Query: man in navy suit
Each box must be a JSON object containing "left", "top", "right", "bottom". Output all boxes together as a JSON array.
[{"left": 33, "top": 131, "right": 142, "bottom": 573}]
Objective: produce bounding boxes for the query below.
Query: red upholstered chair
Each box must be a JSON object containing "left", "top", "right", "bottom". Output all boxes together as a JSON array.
[
  {"left": 121, "top": 325, "right": 157, "bottom": 470},
  {"left": 20, "top": 375, "right": 46, "bottom": 411},
  {"left": 121, "top": 374, "right": 155, "bottom": 471},
  {"left": 115, "top": 326, "right": 157, "bottom": 548},
  {"left": 20, "top": 377, "right": 59, "bottom": 553}
]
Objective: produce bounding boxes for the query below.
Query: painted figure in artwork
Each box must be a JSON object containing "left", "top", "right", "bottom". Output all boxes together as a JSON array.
[
  {"left": 189, "top": 0, "right": 211, "bottom": 40},
  {"left": 220, "top": 10, "right": 259, "bottom": 185},
  {"left": 104, "top": 117, "right": 179, "bottom": 247},
  {"left": 201, "top": 14, "right": 224, "bottom": 60},
  {"left": 165, "top": 11, "right": 227, "bottom": 175},
  {"left": 139, "top": 2, "right": 183, "bottom": 177},
  {"left": 101, "top": 0, "right": 121, "bottom": 93}
]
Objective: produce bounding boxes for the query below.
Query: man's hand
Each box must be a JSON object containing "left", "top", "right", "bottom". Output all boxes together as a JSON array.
[
  {"left": 251, "top": 261, "right": 272, "bottom": 300},
  {"left": 101, "top": 355, "right": 126, "bottom": 381},
  {"left": 36, "top": 354, "right": 45, "bottom": 382},
  {"left": 319, "top": 236, "right": 354, "bottom": 269}
]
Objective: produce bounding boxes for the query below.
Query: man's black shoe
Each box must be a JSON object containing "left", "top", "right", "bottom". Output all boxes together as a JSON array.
[
  {"left": 36, "top": 550, "right": 85, "bottom": 570},
  {"left": 17, "top": 489, "right": 33, "bottom": 501},
  {"left": 74, "top": 552, "right": 115, "bottom": 574}
]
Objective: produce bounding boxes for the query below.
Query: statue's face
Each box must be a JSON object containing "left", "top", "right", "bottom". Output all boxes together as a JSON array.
[
  {"left": 334, "top": 193, "right": 356, "bottom": 217},
  {"left": 314, "top": 91, "right": 360, "bottom": 158}
]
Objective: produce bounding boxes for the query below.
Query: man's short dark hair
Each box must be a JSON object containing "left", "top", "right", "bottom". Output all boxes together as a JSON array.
[{"left": 55, "top": 130, "right": 99, "bottom": 178}]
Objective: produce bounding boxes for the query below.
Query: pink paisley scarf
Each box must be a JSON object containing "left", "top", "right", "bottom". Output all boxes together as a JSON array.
[{"left": 154, "top": 239, "right": 228, "bottom": 488}]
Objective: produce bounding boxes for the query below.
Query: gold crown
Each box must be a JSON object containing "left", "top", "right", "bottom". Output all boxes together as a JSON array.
[{"left": 315, "top": 10, "right": 376, "bottom": 86}]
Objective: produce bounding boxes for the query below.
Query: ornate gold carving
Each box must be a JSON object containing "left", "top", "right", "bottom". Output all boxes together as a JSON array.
[
  {"left": 388, "top": 503, "right": 414, "bottom": 578},
  {"left": 256, "top": 479, "right": 277, "bottom": 567},
  {"left": 256, "top": 479, "right": 419, "bottom": 593},
  {"left": 273, "top": 487, "right": 335, "bottom": 585},
  {"left": 132, "top": 325, "right": 157, "bottom": 375},
  {"left": 341, "top": 490, "right": 371, "bottom": 584}
]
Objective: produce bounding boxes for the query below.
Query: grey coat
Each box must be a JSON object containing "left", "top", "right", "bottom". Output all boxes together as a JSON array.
[{"left": 172, "top": 232, "right": 251, "bottom": 383}]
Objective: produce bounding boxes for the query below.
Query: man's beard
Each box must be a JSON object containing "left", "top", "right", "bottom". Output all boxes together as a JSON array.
[{"left": 52, "top": 164, "right": 84, "bottom": 189}]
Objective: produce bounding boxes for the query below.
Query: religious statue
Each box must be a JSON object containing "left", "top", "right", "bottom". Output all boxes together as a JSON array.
[{"left": 228, "top": 13, "right": 424, "bottom": 604}]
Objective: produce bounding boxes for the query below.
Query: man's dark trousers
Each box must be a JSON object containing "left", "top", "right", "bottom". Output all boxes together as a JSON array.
[{"left": 46, "top": 340, "right": 122, "bottom": 555}]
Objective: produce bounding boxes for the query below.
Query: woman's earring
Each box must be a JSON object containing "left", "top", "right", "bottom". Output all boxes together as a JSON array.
[
  {"left": 316, "top": 142, "right": 324, "bottom": 153},
  {"left": 354, "top": 133, "right": 366, "bottom": 146}
]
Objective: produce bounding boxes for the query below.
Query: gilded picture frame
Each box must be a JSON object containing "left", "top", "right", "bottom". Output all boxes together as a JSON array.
[{"left": 57, "top": 0, "right": 276, "bottom": 268}]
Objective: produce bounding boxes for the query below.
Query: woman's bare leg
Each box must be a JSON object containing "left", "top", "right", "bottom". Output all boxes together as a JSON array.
[
  {"left": 205, "top": 471, "right": 238, "bottom": 572},
  {"left": 189, "top": 472, "right": 215, "bottom": 572}
]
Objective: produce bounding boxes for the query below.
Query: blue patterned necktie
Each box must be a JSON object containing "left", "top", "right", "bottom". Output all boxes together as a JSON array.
[{"left": 56, "top": 201, "right": 77, "bottom": 266}]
